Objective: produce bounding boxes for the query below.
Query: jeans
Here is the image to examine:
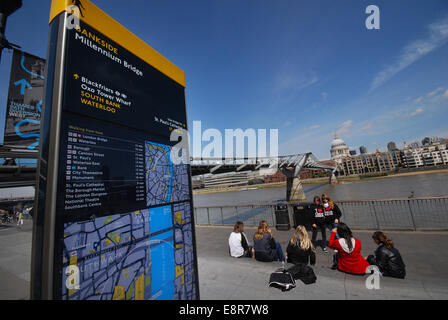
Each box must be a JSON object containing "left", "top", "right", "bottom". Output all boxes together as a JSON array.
[
  {"left": 327, "top": 222, "right": 339, "bottom": 267},
  {"left": 312, "top": 224, "right": 327, "bottom": 248},
  {"left": 274, "top": 241, "right": 285, "bottom": 262},
  {"left": 332, "top": 252, "right": 339, "bottom": 267},
  {"left": 326, "top": 222, "right": 339, "bottom": 239}
]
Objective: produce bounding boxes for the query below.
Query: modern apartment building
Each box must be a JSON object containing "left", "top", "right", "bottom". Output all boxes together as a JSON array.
[
  {"left": 338, "top": 141, "right": 448, "bottom": 175},
  {"left": 339, "top": 150, "right": 401, "bottom": 176},
  {"left": 402, "top": 143, "right": 448, "bottom": 168}
]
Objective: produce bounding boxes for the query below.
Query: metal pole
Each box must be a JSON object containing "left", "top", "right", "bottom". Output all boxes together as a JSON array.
[
  {"left": 31, "top": 14, "right": 68, "bottom": 300},
  {"left": 252, "top": 205, "right": 256, "bottom": 227},
  {"left": 206, "top": 207, "right": 210, "bottom": 225},
  {"left": 220, "top": 207, "right": 224, "bottom": 225},
  {"left": 0, "top": 13, "right": 7, "bottom": 64},
  {"left": 407, "top": 200, "right": 417, "bottom": 231},
  {"left": 370, "top": 201, "right": 380, "bottom": 230}
]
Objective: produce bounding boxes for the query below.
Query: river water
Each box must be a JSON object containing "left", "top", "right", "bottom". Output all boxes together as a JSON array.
[
  {"left": 193, "top": 172, "right": 448, "bottom": 207},
  {"left": 2, "top": 172, "right": 447, "bottom": 207}
]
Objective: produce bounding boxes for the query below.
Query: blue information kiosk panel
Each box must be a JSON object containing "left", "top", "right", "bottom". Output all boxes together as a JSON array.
[{"left": 31, "top": 0, "right": 199, "bottom": 300}]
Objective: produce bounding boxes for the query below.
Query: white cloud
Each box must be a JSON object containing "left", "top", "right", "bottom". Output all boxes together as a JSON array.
[
  {"left": 444, "top": 89, "right": 448, "bottom": 100},
  {"left": 414, "top": 96, "right": 423, "bottom": 103},
  {"left": 361, "top": 123, "right": 374, "bottom": 131},
  {"left": 321, "top": 92, "right": 328, "bottom": 101},
  {"left": 337, "top": 120, "right": 353, "bottom": 135},
  {"left": 280, "top": 129, "right": 333, "bottom": 159},
  {"left": 401, "top": 107, "right": 424, "bottom": 118},
  {"left": 370, "top": 15, "right": 448, "bottom": 91},
  {"left": 274, "top": 67, "right": 319, "bottom": 94},
  {"left": 308, "top": 125, "right": 320, "bottom": 130},
  {"left": 427, "top": 87, "right": 444, "bottom": 97}
]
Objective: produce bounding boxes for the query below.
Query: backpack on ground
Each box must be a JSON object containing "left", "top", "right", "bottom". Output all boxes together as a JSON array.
[
  {"left": 287, "top": 263, "right": 317, "bottom": 285},
  {"left": 268, "top": 269, "right": 296, "bottom": 292}
]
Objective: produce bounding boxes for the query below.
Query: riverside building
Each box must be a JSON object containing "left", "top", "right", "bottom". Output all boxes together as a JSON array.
[
  {"left": 402, "top": 142, "right": 448, "bottom": 168},
  {"left": 339, "top": 150, "right": 402, "bottom": 176},
  {"left": 330, "top": 133, "right": 350, "bottom": 164},
  {"left": 336, "top": 139, "right": 448, "bottom": 176}
]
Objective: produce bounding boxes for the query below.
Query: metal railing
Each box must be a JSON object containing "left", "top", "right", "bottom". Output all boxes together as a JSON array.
[
  {"left": 194, "top": 203, "right": 277, "bottom": 227},
  {"left": 193, "top": 196, "right": 448, "bottom": 231}
]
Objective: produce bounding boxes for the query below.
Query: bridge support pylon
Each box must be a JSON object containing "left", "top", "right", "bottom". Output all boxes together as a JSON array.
[
  {"left": 281, "top": 168, "right": 306, "bottom": 203},
  {"left": 329, "top": 169, "right": 338, "bottom": 184},
  {"left": 286, "top": 176, "right": 306, "bottom": 203}
]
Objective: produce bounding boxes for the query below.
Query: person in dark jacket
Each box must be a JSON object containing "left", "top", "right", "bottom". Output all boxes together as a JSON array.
[
  {"left": 322, "top": 193, "right": 342, "bottom": 230},
  {"left": 287, "top": 225, "right": 316, "bottom": 266},
  {"left": 310, "top": 196, "right": 327, "bottom": 252},
  {"left": 253, "top": 221, "right": 285, "bottom": 262},
  {"left": 322, "top": 193, "right": 343, "bottom": 268},
  {"left": 366, "top": 231, "right": 406, "bottom": 279}
]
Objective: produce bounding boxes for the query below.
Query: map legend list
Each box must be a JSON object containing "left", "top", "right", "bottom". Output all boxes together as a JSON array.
[{"left": 59, "top": 122, "right": 148, "bottom": 218}]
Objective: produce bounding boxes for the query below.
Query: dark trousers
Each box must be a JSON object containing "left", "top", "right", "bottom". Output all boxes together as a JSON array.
[
  {"left": 274, "top": 241, "right": 286, "bottom": 262},
  {"left": 243, "top": 246, "right": 253, "bottom": 258},
  {"left": 312, "top": 224, "right": 327, "bottom": 248}
]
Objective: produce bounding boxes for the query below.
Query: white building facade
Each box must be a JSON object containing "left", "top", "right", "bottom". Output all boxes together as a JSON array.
[
  {"left": 330, "top": 133, "right": 350, "bottom": 163},
  {"left": 402, "top": 143, "right": 448, "bottom": 168}
]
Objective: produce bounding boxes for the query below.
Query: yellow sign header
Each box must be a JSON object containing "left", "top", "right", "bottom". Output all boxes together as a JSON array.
[{"left": 49, "top": 0, "right": 186, "bottom": 87}]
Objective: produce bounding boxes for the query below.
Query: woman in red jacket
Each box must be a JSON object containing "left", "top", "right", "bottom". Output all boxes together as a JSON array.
[{"left": 328, "top": 223, "right": 370, "bottom": 275}]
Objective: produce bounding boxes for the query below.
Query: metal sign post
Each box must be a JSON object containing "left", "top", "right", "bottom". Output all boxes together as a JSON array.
[{"left": 31, "top": 0, "right": 199, "bottom": 300}]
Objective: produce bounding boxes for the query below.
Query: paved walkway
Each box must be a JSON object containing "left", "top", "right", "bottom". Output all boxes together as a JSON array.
[
  {"left": 0, "top": 221, "right": 32, "bottom": 300},
  {"left": 196, "top": 226, "right": 448, "bottom": 300},
  {"left": 1, "top": 221, "right": 447, "bottom": 299}
]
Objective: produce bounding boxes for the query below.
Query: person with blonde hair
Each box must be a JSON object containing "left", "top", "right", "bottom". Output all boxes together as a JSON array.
[
  {"left": 321, "top": 193, "right": 342, "bottom": 231},
  {"left": 253, "top": 221, "right": 285, "bottom": 262},
  {"left": 322, "top": 193, "right": 343, "bottom": 269},
  {"left": 286, "top": 225, "right": 316, "bottom": 266}
]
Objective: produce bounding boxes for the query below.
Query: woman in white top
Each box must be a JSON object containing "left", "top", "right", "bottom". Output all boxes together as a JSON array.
[{"left": 228, "top": 221, "right": 253, "bottom": 258}]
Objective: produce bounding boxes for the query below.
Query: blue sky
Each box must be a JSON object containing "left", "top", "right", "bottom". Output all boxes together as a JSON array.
[{"left": 0, "top": 0, "right": 447, "bottom": 159}]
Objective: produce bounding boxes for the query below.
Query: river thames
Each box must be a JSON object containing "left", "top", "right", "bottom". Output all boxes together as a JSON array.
[
  {"left": 1, "top": 172, "right": 447, "bottom": 207},
  {"left": 193, "top": 172, "right": 448, "bottom": 206}
]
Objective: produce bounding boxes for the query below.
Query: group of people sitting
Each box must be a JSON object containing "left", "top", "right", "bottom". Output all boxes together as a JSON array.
[{"left": 228, "top": 193, "right": 406, "bottom": 279}]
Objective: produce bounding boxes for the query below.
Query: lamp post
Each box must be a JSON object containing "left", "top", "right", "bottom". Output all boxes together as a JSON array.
[{"left": 0, "top": 0, "right": 23, "bottom": 63}]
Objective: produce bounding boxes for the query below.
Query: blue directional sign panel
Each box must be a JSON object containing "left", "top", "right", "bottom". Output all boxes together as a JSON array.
[
  {"left": 35, "top": 0, "right": 199, "bottom": 300},
  {"left": 3, "top": 49, "right": 45, "bottom": 149}
]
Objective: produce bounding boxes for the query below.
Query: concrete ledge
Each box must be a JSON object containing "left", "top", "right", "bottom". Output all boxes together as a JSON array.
[
  {"left": 1, "top": 221, "right": 447, "bottom": 300},
  {"left": 195, "top": 226, "right": 448, "bottom": 300}
]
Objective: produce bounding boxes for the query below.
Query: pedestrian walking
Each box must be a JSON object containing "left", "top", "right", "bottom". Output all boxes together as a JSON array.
[{"left": 17, "top": 211, "right": 24, "bottom": 228}]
